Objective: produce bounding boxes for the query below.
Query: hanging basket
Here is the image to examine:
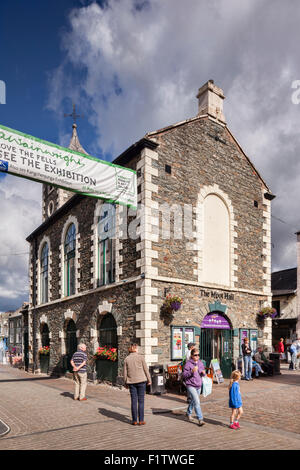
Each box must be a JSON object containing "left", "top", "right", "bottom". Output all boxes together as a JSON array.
[
  {"left": 257, "top": 306, "right": 277, "bottom": 321},
  {"left": 162, "top": 295, "right": 183, "bottom": 315}
]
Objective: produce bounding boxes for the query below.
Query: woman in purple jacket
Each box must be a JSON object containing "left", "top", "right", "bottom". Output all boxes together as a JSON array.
[{"left": 182, "top": 348, "right": 206, "bottom": 426}]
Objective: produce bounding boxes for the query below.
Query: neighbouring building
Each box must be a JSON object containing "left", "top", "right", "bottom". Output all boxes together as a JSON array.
[
  {"left": 0, "top": 311, "right": 10, "bottom": 362},
  {"left": 271, "top": 268, "right": 298, "bottom": 347},
  {"left": 8, "top": 303, "right": 29, "bottom": 369},
  {"left": 26, "top": 80, "right": 275, "bottom": 382}
]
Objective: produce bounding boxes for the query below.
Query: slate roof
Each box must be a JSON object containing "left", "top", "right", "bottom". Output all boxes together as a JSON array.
[{"left": 271, "top": 268, "right": 297, "bottom": 295}]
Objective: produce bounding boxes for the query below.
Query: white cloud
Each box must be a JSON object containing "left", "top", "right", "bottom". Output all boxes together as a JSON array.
[
  {"left": 0, "top": 175, "right": 41, "bottom": 309},
  {"left": 43, "top": 0, "right": 300, "bottom": 276}
]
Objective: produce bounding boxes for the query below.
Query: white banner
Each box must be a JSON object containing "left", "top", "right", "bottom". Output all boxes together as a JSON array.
[{"left": 0, "top": 124, "right": 137, "bottom": 209}]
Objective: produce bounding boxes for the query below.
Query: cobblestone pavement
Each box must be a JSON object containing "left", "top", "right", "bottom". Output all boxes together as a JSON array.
[{"left": 0, "top": 364, "right": 299, "bottom": 450}]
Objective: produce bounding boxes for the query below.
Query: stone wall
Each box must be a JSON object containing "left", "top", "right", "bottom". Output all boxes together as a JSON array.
[
  {"left": 32, "top": 281, "right": 139, "bottom": 379},
  {"left": 148, "top": 118, "right": 267, "bottom": 293}
]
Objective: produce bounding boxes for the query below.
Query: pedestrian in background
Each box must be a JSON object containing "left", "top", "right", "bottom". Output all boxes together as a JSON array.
[
  {"left": 71, "top": 343, "right": 88, "bottom": 401},
  {"left": 123, "top": 343, "right": 151, "bottom": 426},
  {"left": 182, "top": 348, "right": 206, "bottom": 426},
  {"left": 276, "top": 338, "right": 285, "bottom": 359},
  {"left": 254, "top": 346, "right": 274, "bottom": 375},
  {"left": 289, "top": 340, "right": 300, "bottom": 370},
  {"left": 229, "top": 370, "right": 243, "bottom": 429},
  {"left": 242, "top": 337, "right": 252, "bottom": 381}
]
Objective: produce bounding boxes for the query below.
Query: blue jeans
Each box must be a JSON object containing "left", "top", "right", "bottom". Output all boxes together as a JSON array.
[
  {"left": 243, "top": 355, "right": 252, "bottom": 380},
  {"left": 186, "top": 386, "right": 203, "bottom": 420},
  {"left": 129, "top": 382, "right": 146, "bottom": 422}
]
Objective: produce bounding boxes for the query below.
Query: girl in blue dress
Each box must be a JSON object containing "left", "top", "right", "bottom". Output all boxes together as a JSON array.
[{"left": 229, "top": 370, "right": 243, "bottom": 429}]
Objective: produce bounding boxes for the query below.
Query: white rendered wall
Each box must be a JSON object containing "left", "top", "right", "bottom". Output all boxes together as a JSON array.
[{"left": 203, "top": 194, "right": 230, "bottom": 286}]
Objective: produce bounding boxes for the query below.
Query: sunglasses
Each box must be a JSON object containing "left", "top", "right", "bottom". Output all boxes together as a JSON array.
[{"left": 192, "top": 354, "right": 199, "bottom": 357}]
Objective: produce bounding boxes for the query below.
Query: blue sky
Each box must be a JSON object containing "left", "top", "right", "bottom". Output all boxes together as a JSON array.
[
  {"left": 1, "top": 0, "right": 300, "bottom": 311},
  {"left": 0, "top": 0, "right": 97, "bottom": 155}
]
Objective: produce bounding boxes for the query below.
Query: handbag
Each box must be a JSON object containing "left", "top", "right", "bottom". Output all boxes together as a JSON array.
[{"left": 201, "top": 376, "right": 212, "bottom": 397}]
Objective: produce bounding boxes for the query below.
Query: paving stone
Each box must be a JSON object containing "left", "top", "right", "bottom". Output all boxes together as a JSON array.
[{"left": 0, "top": 364, "right": 299, "bottom": 450}]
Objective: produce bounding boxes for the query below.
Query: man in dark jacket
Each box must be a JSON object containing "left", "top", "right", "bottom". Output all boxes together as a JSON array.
[{"left": 182, "top": 348, "right": 206, "bottom": 426}]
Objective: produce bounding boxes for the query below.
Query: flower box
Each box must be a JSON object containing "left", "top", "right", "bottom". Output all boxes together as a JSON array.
[
  {"left": 93, "top": 346, "right": 117, "bottom": 362},
  {"left": 39, "top": 346, "right": 50, "bottom": 355}
]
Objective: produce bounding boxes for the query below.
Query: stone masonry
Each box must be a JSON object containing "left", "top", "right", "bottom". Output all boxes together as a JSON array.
[{"left": 27, "top": 80, "right": 274, "bottom": 382}]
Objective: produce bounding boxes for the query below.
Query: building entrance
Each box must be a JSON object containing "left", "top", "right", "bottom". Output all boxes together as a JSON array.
[{"left": 199, "top": 312, "right": 233, "bottom": 379}]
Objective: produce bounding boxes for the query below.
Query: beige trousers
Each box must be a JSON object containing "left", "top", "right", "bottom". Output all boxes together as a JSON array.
[{"left": 73, "top": 372, "right": 87, "bottom": 399}]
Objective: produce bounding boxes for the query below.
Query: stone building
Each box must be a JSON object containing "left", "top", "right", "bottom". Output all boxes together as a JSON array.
[
  {"left": 7, "top": 303, "right": 29, "bottom": 368},
  {"left": 26, "top": 80, "right": 274, "bottom": 382},
  {"left": 271, "top": 268, "right": 297, "bottom": 347}
]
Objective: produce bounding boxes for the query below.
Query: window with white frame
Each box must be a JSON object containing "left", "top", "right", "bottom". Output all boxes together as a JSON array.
[
  {"left": 97, "top": 204, "right": 116, "bottom": 286},
  {"left": 40, "top": 242, "right": 49, "bottom": 303},
  {"left": 64, "top": 223, "right": 76, "bottom": 296}
]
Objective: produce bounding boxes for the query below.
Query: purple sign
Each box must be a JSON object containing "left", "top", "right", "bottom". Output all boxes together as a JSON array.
[{"left": 201, "top": 313, "right": 231, "bottom": 330}]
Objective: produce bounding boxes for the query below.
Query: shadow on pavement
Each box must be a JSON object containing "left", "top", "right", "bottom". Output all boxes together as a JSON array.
[
  {"left": 98, "top": 407, "right": 131, "bottom": 425},
  {"left": 147, "top": 392, "right": 187, "bottom": 405},
  {"left": 0, "top": 377, "right": 56, "bottom": 383},
  {"left": 60, "top": 392, "right": 74, "bottom": 400},
  {"left": 151, "top": 409, "right": 228, "bottom": 428}
]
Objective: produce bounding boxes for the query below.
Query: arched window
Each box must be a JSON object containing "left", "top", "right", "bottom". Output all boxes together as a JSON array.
[
  {"left": 41, "top": 323, "right": 50, "bottom": 347},
  {"left": 99, "top": 314, "right": 117, "bottom": 348},
  {"left": 64, "top": 224, "right": 76, "bottom": 296},
  {"left": 40, "top": 243, "right": 49, "bottom": 303},
  {"left": 203, "top": 194, "right": 230, "bottom": 286},
  {"left": 97, "top": 204, "right": 116, "bottom": 286}
]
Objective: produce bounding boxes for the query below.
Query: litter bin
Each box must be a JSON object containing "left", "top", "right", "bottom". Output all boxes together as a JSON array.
[
  {"left": 269, "top": 353, "right": 281, "bottom": 375},
  {"left": 148, "top": 364, "right": 166, "bottom": 394}
]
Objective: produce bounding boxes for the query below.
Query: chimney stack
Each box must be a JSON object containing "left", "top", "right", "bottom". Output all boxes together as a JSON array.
[{"left": 196, "top": 80, "right": 226, "bottom": 124}]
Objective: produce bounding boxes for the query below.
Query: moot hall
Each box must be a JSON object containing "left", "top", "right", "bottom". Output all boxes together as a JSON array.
[{"left": 26, "top": 80, "right": 275, "bottom": 382}]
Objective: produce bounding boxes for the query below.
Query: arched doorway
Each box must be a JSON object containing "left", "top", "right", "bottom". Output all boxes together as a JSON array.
[
  {"left": 199, "top": 312, "right": 233, "bottom": 378},
  {"left": 96, "top": 313, "right": 118, "bottom": 383},
  {"left": 40, "top": 323, "right": 50, "bottom": 374},
  {"left": 65, "top": 320, "right": 77, "bottom": 372}
]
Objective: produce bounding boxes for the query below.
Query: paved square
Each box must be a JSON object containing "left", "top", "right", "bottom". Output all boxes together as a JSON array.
[{"left": 0, "top": 364, "right": 299, "bottom": 450}]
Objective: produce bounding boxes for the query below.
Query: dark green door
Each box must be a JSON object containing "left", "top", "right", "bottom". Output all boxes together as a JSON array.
[
  {"left": 220, "top": 329, "right": 234, "bottom": 379},
  {"left": 66, "top": 320, "right": 77, "bottom": 372},
  {"left": 199, "top": 329, "right": 213, "bottom": 367},
  {"left": 97, "top": 314, "right": 118, "bottom": 383},
  {"left": 200, "top": 328, "right": 233, "bottom": 379}
]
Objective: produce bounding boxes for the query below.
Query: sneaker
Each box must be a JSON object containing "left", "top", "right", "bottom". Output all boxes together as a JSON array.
[
  {"left": 198, "top": 420, "right": 205, "bottom": 426},
  {"left": 234, "top": 422, "right": 241, "bottom": 429},
  {"left": 229, "top": 423, "right": 237, "bottom": 430}
]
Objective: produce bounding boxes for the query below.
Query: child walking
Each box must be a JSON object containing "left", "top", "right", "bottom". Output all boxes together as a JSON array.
[{"left": 229, "top": 370, "right": 243, "bottom": 429}]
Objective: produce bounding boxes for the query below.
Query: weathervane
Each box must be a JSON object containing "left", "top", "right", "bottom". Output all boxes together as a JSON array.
[{"left": 64, "top": 103, "right": 84, "bottom": 125}]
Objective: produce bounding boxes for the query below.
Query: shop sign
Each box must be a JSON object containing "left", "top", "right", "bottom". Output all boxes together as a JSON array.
[
  {"left": 200, "top": 289, "right": 234, "bottom": 301},
  {"left": 201, "top": 313, "right": 231, "bottom": 330}
]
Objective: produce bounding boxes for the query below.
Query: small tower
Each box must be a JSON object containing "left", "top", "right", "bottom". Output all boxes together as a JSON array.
[{"left": 42, "top": 121, "right": 88, "bottom": 221}]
